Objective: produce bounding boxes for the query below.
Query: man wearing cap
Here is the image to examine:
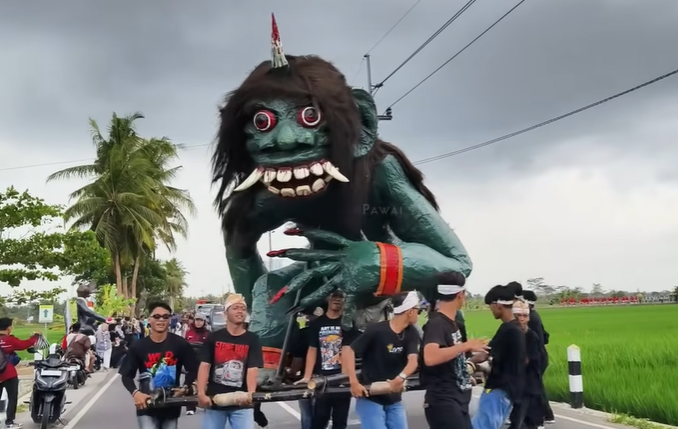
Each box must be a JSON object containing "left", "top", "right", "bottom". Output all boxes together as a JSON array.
[
  {"left": 0, "top": 317, "right": 40, "bottom": 428},
  {"left": 298, "top": 290, "right": 359, "bottom": 429},
  {"left": 472, "top": 283, "right": 526, "bottom": 429},
  {"left": 342, "top": 291, "right": 422, "bottom": 429},
  {"left": 198, "top": 294, "right": 263, "bottom": 429},
  {"left": 421, "top": 285, "right": 488, "bottom": 429}
]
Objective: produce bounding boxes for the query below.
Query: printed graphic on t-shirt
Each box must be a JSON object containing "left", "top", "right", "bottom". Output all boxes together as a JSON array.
[
  {"left": 318, "top": 325, "right": 342, "bottom": 371},
  {"left": 144, "top": 351, "right": 178, "bottom": 389},
  {"left": 451, "top": 330, "right": 472, "bottom": 391},
  {"left": 387, "top": 343, "right": 404, "bottom": 354},
  {"left": 213, "top": 341, "right": 249, "bottom": 387}
]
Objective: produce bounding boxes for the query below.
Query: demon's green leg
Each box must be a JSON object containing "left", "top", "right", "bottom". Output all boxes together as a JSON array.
[
  {"left": 249, "top": 262, "right": 307, "bottom": 351},
  {"left": 226, "top": 243, "right": 267, "bottom": 307}
]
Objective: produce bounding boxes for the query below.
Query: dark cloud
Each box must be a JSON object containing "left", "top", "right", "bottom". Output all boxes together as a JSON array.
[{"left": 0, "top": 0, "right": 677, "bottom": 183}]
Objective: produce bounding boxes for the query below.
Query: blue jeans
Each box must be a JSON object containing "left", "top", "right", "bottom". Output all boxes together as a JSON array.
[
  {"left": 472, "top": 389, "right": 512, "bottom": 429},
  {"left": 202, "top": 408, "right": 254, "bottom": 429},
  {"left": 137, "top": 415, "right": 178, "bottom": 429},
  {"left": 355, "top": 398, "right": 408, "bottom": 429},
  {"left": 299, "top": 399, "right": 313, "bottom": 429}
]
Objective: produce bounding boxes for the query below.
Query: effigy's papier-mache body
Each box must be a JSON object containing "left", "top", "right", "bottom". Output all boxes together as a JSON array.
[{"left": 211, "top": 14, "right": 473, "bottom": 371}]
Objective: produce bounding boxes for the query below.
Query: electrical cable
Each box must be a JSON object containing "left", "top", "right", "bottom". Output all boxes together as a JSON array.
[
  {"left": 374, "top": 0, "right": 476, "bottom": 89},
  {"left": 365, "top": 0, "right": 423, "bottom": 55},
  {"left": 2, "top": 67, "right": 676, "bottom": 173},
  {"left": 411, "top": 67, "right": 678, "bottom": 166},
  {"left": 385, "top": 0, "right": 526, "bottom": 112}
]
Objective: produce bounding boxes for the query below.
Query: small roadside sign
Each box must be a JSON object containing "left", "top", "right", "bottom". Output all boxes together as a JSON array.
[{"left": 38, "top": 305, "right": 54, "bottom": 324}]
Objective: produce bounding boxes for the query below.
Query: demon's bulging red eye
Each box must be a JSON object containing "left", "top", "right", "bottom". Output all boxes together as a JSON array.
[
  {"left": 253, "top": 110, "right": 276, "bottom": 131},
  {"left": 298, "top": 107, "right": 321, "bottom": 127}
]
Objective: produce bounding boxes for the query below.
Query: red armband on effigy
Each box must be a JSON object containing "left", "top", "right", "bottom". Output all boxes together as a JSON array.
[{"left": 374, "top": 243, "right": 403, "bottom": 296}]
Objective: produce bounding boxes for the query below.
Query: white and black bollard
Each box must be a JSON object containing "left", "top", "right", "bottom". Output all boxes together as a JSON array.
[{"left": 567, "top": 344, "right": 584, "bottom": 409}]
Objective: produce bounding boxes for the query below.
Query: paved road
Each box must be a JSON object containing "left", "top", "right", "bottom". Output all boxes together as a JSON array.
[{"left": 15, "top": 371, "right": 635, "bottom": 429}]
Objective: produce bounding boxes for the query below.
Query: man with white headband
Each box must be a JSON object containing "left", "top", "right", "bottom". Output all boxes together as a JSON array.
[
  {"left": 342, "top": 291, "right": 422, "bottom": 429},
  {"left": 197, "top": 294, "right": 263, "bottom": 429},
  {"left": 472, "top": 282, "right": 526, "bottom": 429},
  {"left": 420, "top": 285, "right": 489, "bottom": 429}
]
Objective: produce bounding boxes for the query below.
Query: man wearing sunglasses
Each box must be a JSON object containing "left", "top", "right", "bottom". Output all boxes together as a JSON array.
[
  {"left": 342, "top": 291, "right": 423, "bottom": 429},
  {"left": 119, "top": 302, "right": 199, "bottom": 429}
]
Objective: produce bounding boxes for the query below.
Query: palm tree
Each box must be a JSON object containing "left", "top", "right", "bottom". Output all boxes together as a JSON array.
[
  {"left": 47, "top": 113, "right": 195, "bottom": 299},
  {"left": 164, "top": 258, "right": 188, "bottom": 309}
]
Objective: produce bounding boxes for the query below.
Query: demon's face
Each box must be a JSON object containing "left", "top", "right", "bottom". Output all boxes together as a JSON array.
[{"left": 235, "top": 99, "right": 348, "bottom": 198}]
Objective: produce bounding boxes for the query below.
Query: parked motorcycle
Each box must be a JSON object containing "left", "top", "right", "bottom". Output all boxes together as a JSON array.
[{"left": 28, "top": 354, "right": 72, "bottom": 429}]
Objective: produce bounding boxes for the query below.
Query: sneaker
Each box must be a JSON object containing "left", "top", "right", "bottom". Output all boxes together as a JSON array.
[
  {"left": 6, "top": 423, "right": 23, "bottom": 428},
  {"left": 186, "top": 410, "right": 195, "bottom": 415},
  {"left": 545, "top": 419, "right": 555, "bottom": 425}
]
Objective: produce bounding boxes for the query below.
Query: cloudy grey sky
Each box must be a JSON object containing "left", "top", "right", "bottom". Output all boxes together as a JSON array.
[{"left": 1, "top": 0, "right": 677, "bottom": 299}]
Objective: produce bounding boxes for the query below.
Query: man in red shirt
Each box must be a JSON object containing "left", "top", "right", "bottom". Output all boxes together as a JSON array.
[{"left": 0, "top": 317, "right": 39, "bottom": 428}]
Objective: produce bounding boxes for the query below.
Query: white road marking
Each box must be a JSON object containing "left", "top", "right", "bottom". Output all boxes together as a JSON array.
[
  {"left": 275, "top": 394, "right": 622, "bottom": 429},
  {"left": 63, "top": 373, "right": 120, "bottom": 429},
  {"left": 277, "top": 401, "right": 301, "bottom": 420}
]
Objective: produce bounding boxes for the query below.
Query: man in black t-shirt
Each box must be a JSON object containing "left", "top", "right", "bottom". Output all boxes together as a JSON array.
[
  {"left": 299, "top": 290, "right": 358, "bottom": 429},
  {"left": 197, "top": 294, "right": 263, "bottom": 429},
  {"left": 472, "top": 282, "right": 526, "bottom": 429},
  {"left": 289, "top": 307, "right": 323, "bottom": 429},
  {"left": 421, "top": 285, "right": 488, "bottom": 429},
  {"left": 342, "top": 291, "right": 422, "bottom": 429},
  {"left": 119, "top": 302, "right": 199, "bottom": 429}
]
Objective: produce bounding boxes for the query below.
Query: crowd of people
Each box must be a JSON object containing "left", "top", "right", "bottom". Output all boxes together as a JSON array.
[{"left": 112, "top": 280, "right": 553, "bottom": 429}]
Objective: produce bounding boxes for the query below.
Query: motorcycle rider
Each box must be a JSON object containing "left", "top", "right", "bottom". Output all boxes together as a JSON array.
[
  {"left": 184, "top": 313, "right": 209, "bottom": 416},
  {"left": 63, "top": 322, "right": 94, "bottom": 373}
]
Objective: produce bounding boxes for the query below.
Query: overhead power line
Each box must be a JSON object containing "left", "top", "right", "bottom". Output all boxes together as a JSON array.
[
  {"left": 2, "top": 67, "right": 677, "bottom": 174},
  {"left": 412, "top": 67, "right": 678, "bottom": 166},
  {"left": 349, "top": 0, "right": 422, "bottom": 87},
  {"left": 374, "top": 0, "right": 476, "bottom": 90},
  {"left": 385, "top": 0, "right": 526, "bottom": 112},
  {"left": 366, "top": 0, "right": 423, "bottom": 55}
]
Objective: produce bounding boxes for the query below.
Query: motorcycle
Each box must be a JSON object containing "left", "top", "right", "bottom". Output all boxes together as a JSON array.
[
  {"left": 28, "top": 354, "right": 72, "bottom": 429},
  {"left": 63, "top": 356, "right": 87, "bottom": 389}
]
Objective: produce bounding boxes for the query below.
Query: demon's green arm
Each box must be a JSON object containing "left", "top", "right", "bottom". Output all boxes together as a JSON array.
[{"left": 375, "top": 155, "right": 473, "bottom": 288}]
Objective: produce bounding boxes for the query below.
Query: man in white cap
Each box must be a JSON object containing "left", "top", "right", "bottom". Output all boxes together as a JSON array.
[
  {"left": 421, "top": 285, "right": 489, "bottom": 429},
  {"left": 342, "top": 291, "right": 422, "bottom": 429},
  {"left": 197, "top": 294, "right": 263, "bottom": 429}
]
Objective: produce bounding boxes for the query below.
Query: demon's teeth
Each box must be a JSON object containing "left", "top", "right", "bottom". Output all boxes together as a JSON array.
[
  {"left": 296, "top": 185, "right": 312, "bottom": 196},
  {"left": 324, "top": 175, "right": 332, "bottom": 183},
  {"left": 264, "top": 169, "right": 277, "bottom": 184},
  {"left": 322, "top": 161, "right": 349, "bottom": 182},
  {"left": 234, "top": 168, "right": 264, "bottom": 192},
  {"left": 280, "top": 188, "right": 296, "bottom": 197},
  {"left": 293, "top": 167, "right": 310, "bottom": 180},
  {"left": 276, "top": 168, "right": 292, "bottom": 182},
  {"left": 311, "top": 179, "right": 325, "bottom": 193},
  {"left": 267, "top": 186, "right": 280, "bottom": 194},
  {"left": 310, "top": 163, "right": 324, "bottom": 176}
]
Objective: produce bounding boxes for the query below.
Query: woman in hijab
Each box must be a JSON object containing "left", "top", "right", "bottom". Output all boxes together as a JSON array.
[{"left": 94, "top": 323, "right": 112, "bottom": 370}]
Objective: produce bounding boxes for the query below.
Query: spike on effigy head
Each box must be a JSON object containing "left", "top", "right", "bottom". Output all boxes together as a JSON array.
[{"left": 271, "top": 13, "right": 289, "bottom": 69}]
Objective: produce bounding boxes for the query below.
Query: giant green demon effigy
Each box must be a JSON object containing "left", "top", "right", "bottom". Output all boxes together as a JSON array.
[{"left": 211, "top": 15, "right": 472, "bottom": 368}]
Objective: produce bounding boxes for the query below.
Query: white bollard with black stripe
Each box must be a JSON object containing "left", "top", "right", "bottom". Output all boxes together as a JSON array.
[
  {"left": 567, "top": 344, "right": 584, "bottom": 409},
  {"left": 0, "top": 384, "right": 7, "bottom": 425}
]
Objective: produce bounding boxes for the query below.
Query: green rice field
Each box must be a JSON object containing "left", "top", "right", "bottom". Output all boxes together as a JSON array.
[{"left": 463, "top": 305, "right": 678, "bottom": 426}]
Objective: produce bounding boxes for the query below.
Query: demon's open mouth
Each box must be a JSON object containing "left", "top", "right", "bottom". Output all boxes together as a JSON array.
[{"left": 234, "top": 160, "right": 348, "bottom": 197}]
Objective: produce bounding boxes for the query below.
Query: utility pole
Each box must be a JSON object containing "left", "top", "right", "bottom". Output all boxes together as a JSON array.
[{"left": 364, "top": 54, "right": 393, "bottom": 121}]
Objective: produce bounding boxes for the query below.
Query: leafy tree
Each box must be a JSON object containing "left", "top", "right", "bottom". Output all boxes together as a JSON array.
[
  {"left": 95, "top": 284, "right": 136, "bottom": 317},
  {"left": 47, "top": 113, "right": 195, "bottom": 299},
  {"left": 591, "top": 283, "right": 604, "bottom": 295},
  {"left": 0, "top": 187, "right": 105, "bottom": 304},
  {"left": 164, "top": 258, "right": 188, "bottom": 310}
]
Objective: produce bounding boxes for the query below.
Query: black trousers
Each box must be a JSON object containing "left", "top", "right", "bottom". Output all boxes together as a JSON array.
[
  {"left": 424, "top": 402, "right": 471, "bottom": 429},
  {"left": 509, "top": 396, "right": 544, "bottom": 429},
  {"left": 0, "top": 377, "right": 19, "bottom": 424},
  {"left": 254, "top": 403, "right": 269, "bottom": 427},
  {"left": 310, "top": 393, "right": 351, "bottom": 429},
  {"left": 542, "top": 392, "right": 554, "bottom": 421}
]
